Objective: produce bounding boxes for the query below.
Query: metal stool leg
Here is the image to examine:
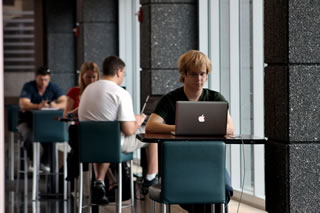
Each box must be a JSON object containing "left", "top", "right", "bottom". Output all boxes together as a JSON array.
[
  {"left": 23, "top": 149, "right": 28, "bottom": 197},
  {"left": 63, "top": 143, "right": 68, "bottom": 200},
  {"left": 9, "top": 132, "right": 15, "bottom": 181},
  {"left": 16, "top": 143, "right": 21, "bottom": 193},
  {"left": 221, "top": 204, "right": 225, "bottom": 213},
  {"left": 130, "top": 160, "right": 135, "bottom": 213},
  {"left": 32, "top": 143, "right": 40, "bottom": 201},
  {"left": 117, "top": 162, "right": 122, "bottom": 213},
  {"left": 79, "top": 163, "right": 83, "bottom": 213},
  {"left": 151, "top": 200, "right": 155, "bottom": 213},
  {"left": 54, "top": 144, "right": 59, "bottom": 195}
]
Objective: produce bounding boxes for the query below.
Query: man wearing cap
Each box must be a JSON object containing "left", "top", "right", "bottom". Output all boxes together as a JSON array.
[{"left": 17, "top": 67, "right": 67, "bottom": 172}]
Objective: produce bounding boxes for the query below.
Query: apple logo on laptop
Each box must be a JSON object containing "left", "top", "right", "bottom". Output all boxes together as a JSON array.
[{"left": 198, "top": 114, "right": 205, "bottom": 122}]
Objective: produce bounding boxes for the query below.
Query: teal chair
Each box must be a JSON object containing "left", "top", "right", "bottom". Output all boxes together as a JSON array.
[
  {"left": 8, "top": 105, "right": 29, "bottom": 196},
  {"left": 149, "top": 141, "right": 226, "bottom": 213},
  {"left": 7, "top": 105, "right": 19, "bottom": 181},
  {"left": 78, "top": 121, "right": 134, "bottom": 213},
  {"left": 31, "top": 110, "right": 69, "bottom": 201}
]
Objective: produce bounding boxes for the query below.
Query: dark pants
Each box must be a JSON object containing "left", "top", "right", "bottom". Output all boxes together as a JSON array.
[
  {"left": 17, "top": 122, "right": 51, "bottom": 164},
  {"left": 66, "top": 124, "right": 88, "bottom": 182},
  {"left": 180, "top": 169, "right": 233, "bottom": 213}
]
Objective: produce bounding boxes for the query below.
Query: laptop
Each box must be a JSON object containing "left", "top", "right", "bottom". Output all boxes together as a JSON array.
[
  {"left": 174, "top": 101, "right": 228, "bottom": 136},
  {"left": 141, "top": 95, "right": 161, "bottom": 126}
]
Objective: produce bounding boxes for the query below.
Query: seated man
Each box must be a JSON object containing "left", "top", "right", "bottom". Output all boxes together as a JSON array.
[
  {"left": 79, "top": 56, "right": 158, "bottom": 205},
  {"left": 17, "top": 67, "right": 66, "bottom": 172},
  {"left": 145, "top": 50, "right": 234, "bottom": 213}
]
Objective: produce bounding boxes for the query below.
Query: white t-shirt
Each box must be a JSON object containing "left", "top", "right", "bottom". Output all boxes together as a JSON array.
[{"left": 79, "top": 79, "right": 136, "bottom": 145}]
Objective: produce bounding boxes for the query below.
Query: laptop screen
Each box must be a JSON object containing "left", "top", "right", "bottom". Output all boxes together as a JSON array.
[{"left": 174, "top": 101, "right": 228, "bottom": 136}]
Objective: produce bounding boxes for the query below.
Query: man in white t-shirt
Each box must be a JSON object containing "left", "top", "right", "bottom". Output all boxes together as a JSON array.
[{"left": 79, "top": 56, "right": 158, "bottom": 205}]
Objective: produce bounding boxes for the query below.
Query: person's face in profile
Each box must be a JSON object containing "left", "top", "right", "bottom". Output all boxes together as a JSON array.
[
  {"left": 183, "top": 65, "right": 208, "bottom": 91},
  {"left": 35, "top": 74, "right": 50, "bottom": 91},
  {"left": 83, "top": 70, "right": 99, "bottom": 86}
]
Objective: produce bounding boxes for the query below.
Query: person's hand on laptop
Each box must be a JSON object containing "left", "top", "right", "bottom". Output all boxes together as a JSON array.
[{"left": 135, "top": 113, "right": 147, "bottom": 127}]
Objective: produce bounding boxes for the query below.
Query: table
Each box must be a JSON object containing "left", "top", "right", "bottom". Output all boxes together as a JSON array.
[{"left": 137, "top": 133, "right": 267, "bottom": 144}]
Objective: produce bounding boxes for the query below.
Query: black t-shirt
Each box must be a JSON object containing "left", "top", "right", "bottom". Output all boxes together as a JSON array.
[{"left": 153, "top": 87, "right": 227, "bottom": 125}]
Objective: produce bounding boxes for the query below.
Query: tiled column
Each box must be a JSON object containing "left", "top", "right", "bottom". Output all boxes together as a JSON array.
[
  {"left": 264, "top": 1, "right": 320, "bottom": 212},
  {"left": 76, "top": 0, "right": 118, "bottom": 70},
  {"left": 45, "top": 0, "right": 76, "bottom": 93},
  {"left": 139, "top": 0, "right": 197, "bottom": 105}
]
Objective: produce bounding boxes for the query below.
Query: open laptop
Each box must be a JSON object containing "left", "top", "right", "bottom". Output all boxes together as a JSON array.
[{"left": 174, "top": 101, "right": 228, "bottom": 136}]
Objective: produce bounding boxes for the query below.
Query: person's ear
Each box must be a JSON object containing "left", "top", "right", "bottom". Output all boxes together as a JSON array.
[{"left": 116, "top": 69, "right": 121, "bottom": 77}]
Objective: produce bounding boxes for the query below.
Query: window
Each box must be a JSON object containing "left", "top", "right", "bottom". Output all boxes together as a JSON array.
[
  {"left": 199, "top": 0, "right": 265, "bottom": 205},
  {"left": 3, "top": 0, "right": 36, "bottom": 72}
]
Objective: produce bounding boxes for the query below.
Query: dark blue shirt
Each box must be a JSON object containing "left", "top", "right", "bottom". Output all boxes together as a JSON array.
[{"left": 20, "top": 80, "right": 64, "bottom": 104}]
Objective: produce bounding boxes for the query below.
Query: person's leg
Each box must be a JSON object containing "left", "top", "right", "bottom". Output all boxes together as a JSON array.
[
  {"left": 145, "top": 143, "right": 158, "bottom": 175},
  {"left": 93, "top": 163, "right": 110, "bottom": 181},
  {"left": 225, "top": 168, "right": 233, "bottom": 213},
  {"left": 17, "top": 122, "right": 33, "bottom": 161},
  {"left": 92, "top": 163, "right": 110, "bottom": 205},
  {"left": 41, "top": 143, "right": 51, "bottom": 165},
  {"left": 121, "top": 129, "right": 159, "bottom": 194}
]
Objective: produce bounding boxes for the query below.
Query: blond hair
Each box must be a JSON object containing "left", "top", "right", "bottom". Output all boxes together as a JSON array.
[
  {"left": 177, "top": 50, "right": 212, "bottom": 83},
  {"left": 79, "top": 62, "right": 100, "bottom": 95}
]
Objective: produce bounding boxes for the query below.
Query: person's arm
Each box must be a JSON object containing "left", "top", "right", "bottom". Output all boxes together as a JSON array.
[
  {"left": 120, "top": 113, "right": 147, "bottom": 136},
  {"left": 19, "top": 97, "right": 49, "bottom": 111},
  {"left": 63, "top": 96, "right": 78, "bottom": 117},
  {"left": 49, "top": 95, "right": 67, "bottom": 110},
  {"left": 226, "top": 111, "right": 235, "bottom": 136},
  {"left": 145, "top": 113, "right": 175, "bottom": 134}
]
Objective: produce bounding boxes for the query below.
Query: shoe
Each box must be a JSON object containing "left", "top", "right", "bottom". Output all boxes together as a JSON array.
[
  {"left": 141, "top": 175, "right": 158, "bottom": 195},
  {"left": 105, "top": 184, "right": 118, "bottom": 202},
  {"left": 93, "top": 195, "right": 109, "bottom": 206},
  {"left": 92, "top": 180, "right": 109, "bottom": 206},
  {"left": 40, "top": 164, "right": 51, "bottom": 173},
  {"left": 27, "top": 165, "right": 34, "bottom": 173}
]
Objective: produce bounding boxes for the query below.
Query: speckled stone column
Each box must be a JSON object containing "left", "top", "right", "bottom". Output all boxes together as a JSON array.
[
  {"left": 76, "top": 0, "right": 118, "bottom": 71},
  {"left": 45, "top": 0, "right": 76, "bottom": 93},
  {"left": 139, "top": 0, "right": 197, "bottom": 105},
  {"left": 265, "top": 1, "right": 320, "bottom": 212}
]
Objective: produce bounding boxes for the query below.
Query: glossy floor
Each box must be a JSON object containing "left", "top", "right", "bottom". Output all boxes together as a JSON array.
[{"left": 5, "top": 178, "right": 267, "bottom": 213}]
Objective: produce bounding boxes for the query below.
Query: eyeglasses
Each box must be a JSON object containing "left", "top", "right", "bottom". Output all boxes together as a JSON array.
[{"left": 187, "top": 71, "right": 207, "bottom": 79}]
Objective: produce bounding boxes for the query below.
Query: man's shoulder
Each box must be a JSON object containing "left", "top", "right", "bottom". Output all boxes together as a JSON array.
[
  {"left": 165, "top": 87, "right": 184, "bottom": 98},
  {"left": 47, "top": 81, "right": 60, "bottom": 89},
  {"left": 203, "top": 88, "right": 226, "bottom": 101},
  {"left": 23, "top": 80, "right": 36, "bottom": 88}
]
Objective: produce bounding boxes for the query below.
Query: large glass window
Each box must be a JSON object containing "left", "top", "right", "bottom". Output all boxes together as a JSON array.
[{"left": 199, "top": 0, "right": 265, "bottom": 206}]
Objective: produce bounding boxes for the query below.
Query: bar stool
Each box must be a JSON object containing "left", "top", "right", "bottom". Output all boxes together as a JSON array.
[
  {"left": 31, "top": 110, "right": 69, "bottom": 201},
  {"left": 7, "top": 105, "right": 29, "bottom": 197},
  {"left": 149, "top": 141, "right": 226, "bottom": 213},
  {"left": 78, "top": 121, "right": 135, "bottom": 213}
]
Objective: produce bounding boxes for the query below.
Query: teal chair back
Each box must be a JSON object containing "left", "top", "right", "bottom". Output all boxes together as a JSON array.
[
  {"left": 8, "top": 105, "right": 19, "bottom": 132},
  {"left": 161, "top": 141, "right": 226, "bottom": 205},
  {"left": 78, "top": 121, "right": 133, "bottom": 163},
  {"left": 32, "top": 110, "right": 68, "bottom": 142}
]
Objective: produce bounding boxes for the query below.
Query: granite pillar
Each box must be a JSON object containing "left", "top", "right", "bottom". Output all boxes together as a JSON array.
[
  {"left": 265, "top": 0, "right": 320, "bottom": 212},
  {"left": 76, "top": 0, "right": 118, "bottom": 71},
  {"left": 44, "top": 0, "right": 76, "bottom": 93},
  {"left": 139, "top": 0, "right": 198, "bottom": 106}
]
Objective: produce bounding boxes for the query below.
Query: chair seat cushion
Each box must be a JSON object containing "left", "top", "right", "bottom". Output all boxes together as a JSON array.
[
  {"left": 149, "top": 184, "right": 162, "bottom": 202},
  {"left": 120, "top": 152, "right": 133, "bottom": 162}
]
